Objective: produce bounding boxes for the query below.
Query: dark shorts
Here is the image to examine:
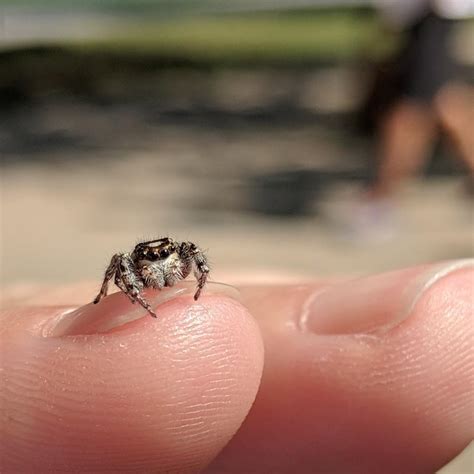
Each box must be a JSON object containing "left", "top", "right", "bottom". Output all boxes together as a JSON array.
[{"left": 397, "top": 13, "right": 458, "bottom": 102}]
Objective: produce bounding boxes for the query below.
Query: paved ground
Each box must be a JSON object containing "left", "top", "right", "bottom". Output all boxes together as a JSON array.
[{"left": 1, "top": 126, "right": 472, "bottom": 285}]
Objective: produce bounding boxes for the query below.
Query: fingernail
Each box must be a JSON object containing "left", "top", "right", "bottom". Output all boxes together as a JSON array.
[
  {"left": 46, "top": 281, "right": 240, "bottom": 337},
  {"left": 300, "top": 259, "right": 473, "bottom": 335}
]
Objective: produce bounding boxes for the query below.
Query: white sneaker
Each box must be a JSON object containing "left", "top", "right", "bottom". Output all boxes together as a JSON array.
[{"left": 342, "top": 197, "right": 398, "bottom": 242}]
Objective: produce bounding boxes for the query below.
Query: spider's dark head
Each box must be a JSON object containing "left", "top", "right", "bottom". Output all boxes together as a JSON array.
[{"left": 132, "top": 238, "right": 179, "bottom": 262}]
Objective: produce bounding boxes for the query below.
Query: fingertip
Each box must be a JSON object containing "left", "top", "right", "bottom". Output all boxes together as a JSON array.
[{"left": 1, "top": 290, "right": 264, "bottom": 472}]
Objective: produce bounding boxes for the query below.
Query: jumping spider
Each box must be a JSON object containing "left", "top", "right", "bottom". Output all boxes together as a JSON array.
[{"left": 93, "top": 238, "right": 209, "bottom": 318}]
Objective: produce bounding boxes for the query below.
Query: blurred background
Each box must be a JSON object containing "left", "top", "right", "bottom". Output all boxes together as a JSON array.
[
  {"left": 0, "top": 1, "right": 473, "bottom": 284},
  {"left": 0, "top": 2, "right": 473, "bottom": 472}
]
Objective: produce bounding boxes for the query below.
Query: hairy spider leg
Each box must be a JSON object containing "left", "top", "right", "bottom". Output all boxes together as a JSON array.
[
  {"left": 114, "top": 275, "right": 135, "bottom": 303},
  {"left": 116, "top": 255, "right": 157, "bottom": 318},
  {"left": 115, "top": 275, "right": 156, "bottom": 317},
  {"left": 192, "top": 247, "right": 210, "bottom": 301},
  {"left": 93, "top": 253, "right": 121, "bottom": 304}
]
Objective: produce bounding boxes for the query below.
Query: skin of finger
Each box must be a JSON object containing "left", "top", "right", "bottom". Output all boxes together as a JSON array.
[
  {"left": 0, "top": 294, "right": 264, "bottom": 473},
  {"left": 206, "top": 271, "right": 473, "bottom": 473}
]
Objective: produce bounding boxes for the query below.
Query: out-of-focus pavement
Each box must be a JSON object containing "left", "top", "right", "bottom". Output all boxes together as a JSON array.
[{"left": 1, "top": 141, "right": 472, "bottom": 285}]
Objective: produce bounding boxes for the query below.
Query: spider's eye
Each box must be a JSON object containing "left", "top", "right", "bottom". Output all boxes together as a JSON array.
[{"left": 159, "top": 248, "right": 170, "bottom": 259}]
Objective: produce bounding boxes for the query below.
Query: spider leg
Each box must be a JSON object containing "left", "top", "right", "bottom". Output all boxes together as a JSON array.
[
  {"left": 134, "top": 292, "right": 157, "bottom": 318},
  {"left": 115, "top": 275, "right": 136, "bottom": 304},
  {"left": 117, "top": 257, "right": 157, "bottom": 318},
  {"left": 191, "top": 247, "right": 210, "bottom": 301},
  {"left": 119, "top": 280, "right": 156, "bottom": 317},
  {"left": 121, "top": 280, "right": 156, "bottom": 317},
  {"left": 93, "top": 254, "right": 121, "bottom": 304}
]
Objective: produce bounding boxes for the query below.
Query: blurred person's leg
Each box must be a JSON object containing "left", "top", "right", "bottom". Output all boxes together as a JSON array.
[
  {"left": 343, "top": 12, "right": 463, "bottom": 240},
  {"left": 372, "top": 81, "right": 474, "bottom": 201},
  {"left": 343, "top": 99, "right": 435, "bottom": 241},
  {"left": 369, "top": 99, "right": 436, "bottom": 199},
  {"left": 435, "top": 82, "right": 474, "bottom": 174},
  {"left": 369, "top": 11, "right": 456, "bottom": 200}
]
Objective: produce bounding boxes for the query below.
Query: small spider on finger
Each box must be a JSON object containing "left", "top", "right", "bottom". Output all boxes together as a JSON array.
[{"left": 93, "top": 238, "right": 210, "bottom": 318}]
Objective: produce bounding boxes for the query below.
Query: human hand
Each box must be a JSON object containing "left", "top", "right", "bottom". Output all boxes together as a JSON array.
[{"left": 1, "top": 260, "right": 472, "bottom": 473}]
